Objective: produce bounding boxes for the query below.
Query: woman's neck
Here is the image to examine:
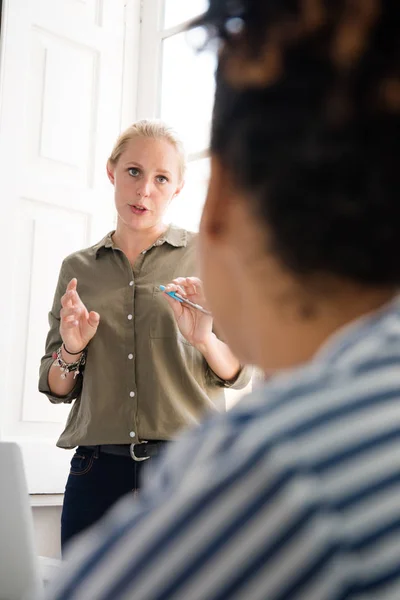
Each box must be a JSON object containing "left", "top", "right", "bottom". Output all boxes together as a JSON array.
[
  {"left": 254, "top": 284, "right": 398, "bottom": 373},
  {"left": 112, "top": 221, "right": 168, "bottom": 263}
]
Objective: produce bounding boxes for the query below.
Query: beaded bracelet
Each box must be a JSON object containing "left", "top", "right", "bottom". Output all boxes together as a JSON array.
[{"left": 52, "top": 345, "right": 87, "bottom": 379}]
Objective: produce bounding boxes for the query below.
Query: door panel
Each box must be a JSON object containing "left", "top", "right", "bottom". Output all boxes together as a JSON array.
[{"left": 0, "top": 0, "right": 136, "bottom": 492}]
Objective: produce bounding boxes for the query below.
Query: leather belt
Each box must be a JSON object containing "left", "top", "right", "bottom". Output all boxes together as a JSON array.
[{"left": 83, "top": 441, "right": 167, "bottom": 462}]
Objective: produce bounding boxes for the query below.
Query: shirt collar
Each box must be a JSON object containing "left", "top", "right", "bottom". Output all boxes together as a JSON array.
[
  {"left": 155, "top": 224, "right": 188, "bottom": 248},
  {"left": 94, "top": 224, "right": 188, "bottom": 258},
  {"left": 92, "top": 233, "right": 114, "bottom": 257}
]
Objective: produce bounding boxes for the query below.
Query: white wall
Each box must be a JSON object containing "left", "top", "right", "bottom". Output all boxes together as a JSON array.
[{"left": 32, "top": 505, "right": 62, "bottom": 559}]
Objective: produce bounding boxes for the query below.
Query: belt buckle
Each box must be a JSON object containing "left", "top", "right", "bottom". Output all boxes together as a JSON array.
[{"left": 129, "top": 441, "right": 150, "bottom": 462}]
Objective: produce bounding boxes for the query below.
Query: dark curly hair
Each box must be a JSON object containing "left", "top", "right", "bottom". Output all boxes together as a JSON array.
[{"left": 191, "top": 0, "right": 400, "bottom": 285}]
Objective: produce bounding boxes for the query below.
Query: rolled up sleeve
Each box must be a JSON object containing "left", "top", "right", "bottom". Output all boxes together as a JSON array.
[{"left": 206, "top": 364, "right": 253, "bottom": 390}]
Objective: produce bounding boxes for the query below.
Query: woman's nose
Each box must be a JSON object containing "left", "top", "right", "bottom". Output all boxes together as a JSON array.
[{"left": 137, "top": 180, "right": 151, "bottom": 197}]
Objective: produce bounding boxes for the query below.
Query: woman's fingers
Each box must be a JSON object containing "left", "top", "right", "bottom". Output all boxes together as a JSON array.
[
  {"left": 61, "top": 288, "right": 78, "bottom": 310},
  {"left": 162, "top": 292, "right": 185, "bottom": 318},
  {"left": 60, "top": 305, "right": 83, "bottom": 332},
  {"left": 59, "top": 280, "right": 99, "bottom": 347},
  {"left": 166, "top": 277, "right": 206, "bottom": 306},
  {"left": 164, "top": 282, "right": 187, "bottom": 297},
  {"left": 184, "top": 277, "right": 202, "bottom": 297},
  {"left": 60, "top": 290, "right": 72, "bottom": 309},
  {"left": 66, "top": 278, "right": 77, "bottom": 292},
  {"left": 61, "top": 279, "right": 77, "bottom": 307},
  {"left": 185, "top": 276, "right": 202, "bottom": 289},
  {"left": 163, "top": 277, "right": 209, "bottom": 317},
  {"left": 60, "top": 304, "right": 82, "bottom": 319},
  {"left": 63, "top": 314, "right": 77, "bottom": 324},
  {"left": 171, "top": 277, "right": 190, "bottom": 288},
  {"left": 172, "top": 277, "right": 201, "bottom": 296},
  {"left": 72, "top": 288, "right": 86, "bottom": 309},
  {"left": 166, "top": 277, "right": 196, "bottom": 296},
  {"left": 62, "top": 279, "right": 86, "bottom": 310},
  {"left": 87, "top": 311, "right": 100, "bottom": 330},
  {"left": 60, "top": 312, "right": 79, "bottom": 329}
]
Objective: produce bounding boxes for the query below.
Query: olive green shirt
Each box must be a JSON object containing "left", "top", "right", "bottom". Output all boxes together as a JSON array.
[{"left": 39, "top": 225, "right": 251, "bottom": 449}]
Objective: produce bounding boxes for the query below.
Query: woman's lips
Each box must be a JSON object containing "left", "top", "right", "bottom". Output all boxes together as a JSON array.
[{"left": 129, "top": 204, "right": 148, "bottom": 216}]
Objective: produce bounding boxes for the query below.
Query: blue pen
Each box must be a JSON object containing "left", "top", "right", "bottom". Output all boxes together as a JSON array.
[{"left": 159, "top": 285, "right": 212, "bottom": 316}]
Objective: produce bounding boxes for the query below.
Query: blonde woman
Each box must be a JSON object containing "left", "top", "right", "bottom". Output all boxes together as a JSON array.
[{"left": 39, "top": 120, "right": 250, "bottom": 549}]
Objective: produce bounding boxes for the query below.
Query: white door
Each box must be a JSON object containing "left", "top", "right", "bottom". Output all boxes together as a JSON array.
[{"left": 0, "top": 0, "right": 139, "bottom": 492}]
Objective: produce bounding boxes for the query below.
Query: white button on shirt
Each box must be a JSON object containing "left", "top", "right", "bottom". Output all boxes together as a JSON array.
[
  {"left": 128, "top": 354, "right": 133, "bottom": 360},
  {"left": 129, "top": 431, "right": 135, "bottom": 438},
  {"left": 129, "top": 281, "right": 134, "bottom": 287},
  {"left": 128, "top": 314, "right": 133, "bottom": 320},
  {"left": 130, "top": 391, "right": 135, "bottom": 398}
]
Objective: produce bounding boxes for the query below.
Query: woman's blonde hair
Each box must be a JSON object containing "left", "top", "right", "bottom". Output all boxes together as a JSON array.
[{"left": 108, "top": 119, "right": 186, "bottom": 181}]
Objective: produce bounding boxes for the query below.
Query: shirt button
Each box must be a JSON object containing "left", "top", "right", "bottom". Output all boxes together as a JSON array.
[
  {"left": 129, "top": 431, "right": 135, "bottom": 438},
  {"left": 128, "top": 353, "right": 133, "bottom": 360},
  {"left": 129, "top": 281, "right": 134, "bottom": 287},
  {"left": 142, "top": 250, "right": 146, "bottom": 255},
  {"left": 127, "top": 314, "right": 133, "bottom": 320},
  {"left": 130, "top": 391, "right": 135, "bottom": 398}
]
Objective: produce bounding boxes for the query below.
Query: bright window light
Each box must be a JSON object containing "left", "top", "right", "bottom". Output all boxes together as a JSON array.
[
  {"left": 164, "top": 157, "right": 210, "bottom": 231},
  {"left": 160, "top": 30, "right": 216, "bottom": 155},
  {"left": 164, "top": 0, "right": 208, "bottom": 29}
]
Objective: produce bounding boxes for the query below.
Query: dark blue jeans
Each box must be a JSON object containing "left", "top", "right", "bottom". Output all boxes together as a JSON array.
[{"left": 61, "top": 446, "right": 149, "bottom": 551}]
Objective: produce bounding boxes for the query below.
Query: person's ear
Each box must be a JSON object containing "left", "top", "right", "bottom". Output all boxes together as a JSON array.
[
  {"left": 201, "top": 156, "right": 231, "bottom": 238},
  {"left": 173, "top": 180, "right": 185, "bottom": 198},
  {"left": 106, "top": 160, "right": 115, "bottom": 185}
]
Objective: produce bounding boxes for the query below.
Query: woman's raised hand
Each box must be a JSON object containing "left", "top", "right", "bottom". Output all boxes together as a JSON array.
[
  {"left": 59, "top": 279, "right": 100, "bottom": 353},
  {"left": 162, "top": 277, "right": 212, "bottom": 348}
]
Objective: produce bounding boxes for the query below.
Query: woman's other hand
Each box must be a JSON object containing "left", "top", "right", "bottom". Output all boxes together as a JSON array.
[
  {"left": 60, "top": 279, "right": 100, "bottom": 353},
  {"left": 162, "top": 277, "right": 213, "bottom": 348}
]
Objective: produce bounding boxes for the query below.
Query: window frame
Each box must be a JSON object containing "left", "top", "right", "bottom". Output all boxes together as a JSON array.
[{"left": 137, "top": 0, "right": 210, "bottom": 162}]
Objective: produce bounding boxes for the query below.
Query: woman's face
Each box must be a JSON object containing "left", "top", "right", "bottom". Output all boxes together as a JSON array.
[
  {"left": 199, "top": 156, "right": 306, "bottom": 370},
  {"left": 107, "top": 136, "right": 183, "bottom": 232}
]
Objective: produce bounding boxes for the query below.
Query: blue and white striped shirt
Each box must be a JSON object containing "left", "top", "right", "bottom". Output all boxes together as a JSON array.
[{"left": 48, "top": 297, "right": 400, "bottom": 599}]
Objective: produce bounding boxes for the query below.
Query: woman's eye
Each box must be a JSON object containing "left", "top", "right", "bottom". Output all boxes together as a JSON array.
[
  {"left": 156, "top": 176, "right": 168, "bottom": 184},
  {"left": 128, "top": 168, "right": 139, "bottom": 177}
]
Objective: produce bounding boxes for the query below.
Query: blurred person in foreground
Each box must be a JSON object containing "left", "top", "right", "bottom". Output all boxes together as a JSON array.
[{"left": 47, "top": 0, "right": 400, "bottom": 598}]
